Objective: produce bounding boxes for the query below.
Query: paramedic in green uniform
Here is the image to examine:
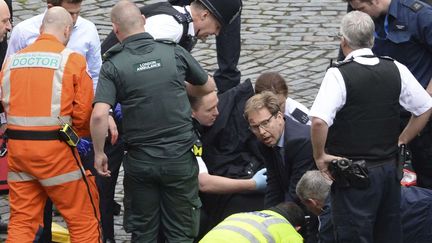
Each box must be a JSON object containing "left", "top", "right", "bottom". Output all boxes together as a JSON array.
[{"left": 90, "top": 1, "right": 216, "bottom": 242}]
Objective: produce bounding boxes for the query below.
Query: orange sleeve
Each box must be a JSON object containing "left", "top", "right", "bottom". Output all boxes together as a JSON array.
[{"left": 70, "top": 53, "right": 94, "bottom": 137}]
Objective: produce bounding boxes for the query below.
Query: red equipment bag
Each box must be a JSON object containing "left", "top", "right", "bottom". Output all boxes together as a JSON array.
[{"left": 0, "top": 138, "right": 8, "bottom": 191}]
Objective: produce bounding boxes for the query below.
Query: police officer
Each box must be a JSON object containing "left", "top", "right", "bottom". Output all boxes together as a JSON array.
[
  {"left": 101, "top": 0, "right": 242, "bottom": 93},
  {"left": 200, "top": 202, "right": 305, "bottom": 243},
  {"left": 91, "top": 1, "right": 216, "bottom": 242},
  {"left": 345, "top": 0, "right": 432, "bottom": 189},
  {"left": 310, "top": 11, "right": 432, "bottom": 242},
  {"left": 168, "top": 0, "right": 242, "bottom": 93}
]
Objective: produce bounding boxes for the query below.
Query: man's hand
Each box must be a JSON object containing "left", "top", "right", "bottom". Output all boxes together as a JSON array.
[
  {"left": 252, "top": 168, "right": 267, "bottom": 192},
  {"left": 0, "top": 124, "right": 7, "bottom": 136},
  {"left": 94, "top": 152, "right": 111, "bottom": 177},
  {"left": 107, "top": 115, "right": 118, "bottom": 145},
  {"left": 315, "top": 153, "right": 341, "bottom": 180}
]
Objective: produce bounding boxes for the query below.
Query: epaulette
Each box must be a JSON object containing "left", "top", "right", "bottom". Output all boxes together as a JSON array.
[
  {"left": 155, "top": 38, "right": 177, "bottom": 46},
  {"left": 403, "top": 0, "right": 432, "bottom": 12},
  {"left": 102, "top": 43, "right": 123, "bottom": 62}
]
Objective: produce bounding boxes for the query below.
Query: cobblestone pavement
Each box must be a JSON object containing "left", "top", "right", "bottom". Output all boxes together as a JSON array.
[{"left": 0, "top": 0, "right": 347, "bottom": 242}]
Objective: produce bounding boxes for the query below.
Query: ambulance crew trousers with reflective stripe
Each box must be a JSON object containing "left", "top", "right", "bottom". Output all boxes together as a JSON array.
[{"left": 6, "top": 139, "right": 100, "bottom": 243}]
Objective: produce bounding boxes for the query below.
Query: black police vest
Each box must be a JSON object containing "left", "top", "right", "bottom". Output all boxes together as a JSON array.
[{"left": 326, "top": 57, "right": 401, "bottom": 161}]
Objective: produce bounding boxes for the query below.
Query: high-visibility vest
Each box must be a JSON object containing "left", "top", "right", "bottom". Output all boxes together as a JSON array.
[{"left": 200, "top": 210, "right": 303, "bottom": 243}]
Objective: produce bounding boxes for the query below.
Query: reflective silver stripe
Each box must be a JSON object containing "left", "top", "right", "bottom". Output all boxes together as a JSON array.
[
  {"left": 213, "top": 225, "right": 260, "bottom": 243},
  {"left": 261, "top": 218, "right": 289, "bottom": 227},
  {"left": 39, "top": 168, "right": 83, "bottom": 187},
  {"left": 2, "top": 58, "right": 12, "bottom": 112},
  {"left": 7, "top": 115, "right": 71, "bottom": 127},
  {"left": 227, "top": 217, "right": 275, "bottom": 243},
  {"left": 10, "top": 52, "right": 62, "bottom": 69},
  {"left": 51, "top": 49, "right": 73, "bottom": 120},
  {"left": 2, "top": 49, "right": 73, "bottom": 127},
  {"left": 8, "top": 171, "right": 36, "bottom": 182}
]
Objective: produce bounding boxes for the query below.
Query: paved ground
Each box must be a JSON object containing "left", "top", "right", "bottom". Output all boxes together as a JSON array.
[{"left": 0, "top": 0, "right": 347, "bottom": 242}]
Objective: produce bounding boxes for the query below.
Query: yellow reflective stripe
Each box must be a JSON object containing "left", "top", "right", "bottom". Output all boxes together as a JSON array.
[
  {"left": 39, "top": 168, "right": 83, "bottom": 187},
  {"left": 213, "top": 225, "right": 260, "bottom": 243},
  {"left": 227, "top": 217, "right": 275, "bottom": 243},
  {"left": 2, "top": 49, "right": 74, "bottom": 127},
  {"left": 8, "top": 171, "right": 36, "bottom": 182}
]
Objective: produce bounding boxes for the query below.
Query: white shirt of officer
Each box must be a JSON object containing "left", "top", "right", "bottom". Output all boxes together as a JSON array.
[
  {"left": 310, "top": 48, "right": 432, "bottom": 125},
  {"left": 144, "top": 5, "right": 195, "bottom": 42}
]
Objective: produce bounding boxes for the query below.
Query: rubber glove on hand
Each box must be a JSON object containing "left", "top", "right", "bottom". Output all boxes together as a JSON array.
[
  {"left": 252, "top": 168, "right": 267, "bottom": 192},
  {"left": 77, "top": 138, "right": 92, "bottom": 157}
]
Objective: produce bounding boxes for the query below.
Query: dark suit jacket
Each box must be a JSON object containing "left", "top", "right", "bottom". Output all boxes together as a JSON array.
[
  {"left": 201, "top": 79, "right": 265, "bottom": 178},
  {"left": 260, "top": 116, "right": 316, "bottom": 207}
]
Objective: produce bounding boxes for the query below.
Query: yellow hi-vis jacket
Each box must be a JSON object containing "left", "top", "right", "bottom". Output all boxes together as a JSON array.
[{"left": 199, "top": 210, "right": 303, "bottom": 243}]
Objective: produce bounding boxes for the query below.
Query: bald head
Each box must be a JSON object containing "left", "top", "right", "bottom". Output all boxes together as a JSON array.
[
  {"left": 40, "top": 6, "right": 73, "bottom": 44},
  {"left": 0, "top": 0, "right": 11, "bottom": 42},
  {"left": 111, "top": 0, "right": 145, "bottom": 41}
]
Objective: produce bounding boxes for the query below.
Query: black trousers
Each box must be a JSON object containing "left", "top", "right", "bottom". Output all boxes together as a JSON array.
[
  {"left": 96, "top": 138, "right": 125, "bottom": 242},
  {"left": 213, "top": 9, "right": 241, "bottom": 93},
  {"left": 330, "top": 162, "right": 402, "bottom": 243},
  {"left": 400, "top": 110, "right": 432, "bottom": 189}
]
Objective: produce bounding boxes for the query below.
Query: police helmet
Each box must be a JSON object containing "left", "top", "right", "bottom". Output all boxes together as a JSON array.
[{"left": 198, "top": 0, "right": 242, "bottom": 27}]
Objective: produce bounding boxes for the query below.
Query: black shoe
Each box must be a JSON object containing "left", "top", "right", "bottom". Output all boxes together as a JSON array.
[
  {"left": 0, "top": 220, "right": 7, "bottom": 233},
  {"left": 113, "top": 201, "right": 121, "bottom": 216}
]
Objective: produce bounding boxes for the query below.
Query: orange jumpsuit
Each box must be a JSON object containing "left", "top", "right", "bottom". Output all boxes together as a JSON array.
[{"left": 0, "top": 33, "right": 100, "bottom": 243}]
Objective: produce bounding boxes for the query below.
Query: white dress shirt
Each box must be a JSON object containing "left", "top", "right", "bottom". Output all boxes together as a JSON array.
[
  {"left": 6, "top": 11, "right": 102, "bottom": 91},
  {"left": 310, "top": 48, "right": 432, "bottom": 126},
  {"left": 144, "top": 5, "right": 195, "bottom": 42},
  {"left": 285, "top": 97, "right": 311, "bottom": 125}
]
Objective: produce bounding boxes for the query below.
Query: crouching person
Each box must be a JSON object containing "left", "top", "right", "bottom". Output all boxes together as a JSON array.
[{"left": 200, "top": 202, "right": 305, "bottom": 243}]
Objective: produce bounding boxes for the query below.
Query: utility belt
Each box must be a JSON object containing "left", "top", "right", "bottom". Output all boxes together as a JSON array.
[
  {"left": 7, "top": 126, "right": 80, "bottom": 147},
  {"left": 329, "top": 157, "right": 396, "bottom": 190}
]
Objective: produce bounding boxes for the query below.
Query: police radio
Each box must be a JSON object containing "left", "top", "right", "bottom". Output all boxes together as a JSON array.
[{"left": 58, "top": 117, "right": 80, "bottom": 147}]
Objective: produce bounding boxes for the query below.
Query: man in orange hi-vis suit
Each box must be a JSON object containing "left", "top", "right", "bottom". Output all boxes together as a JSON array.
[{"left": 0, "top": 7, "right": 100, "bottom": 243}]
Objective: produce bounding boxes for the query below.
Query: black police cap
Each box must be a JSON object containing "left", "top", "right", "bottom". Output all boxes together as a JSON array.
[{"left": 198, "top": 0, "right": 242, "bottom": 27}]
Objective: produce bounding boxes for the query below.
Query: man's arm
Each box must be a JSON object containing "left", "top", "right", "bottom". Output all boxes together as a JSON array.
[
  {"left": 5, "top": 24, "right": 25, "bottom": 59},
  {"left": 72, "top": 54, "right": 94, "bottom": 137},
  {"left": 311, "top": 117, "right": 340, "bottom": 178},
  {"left": 186, "top": 75, "right": 216, "bottom": 97},
  {"left": 199, "top": 173, "right": 257, "bottom": 194},
  {"left": 86, "top": 23, "right": 102, "bottom": 91},
  {"left": 197, "top": 157, "right": 266, "bottom": 193},
  {"left": 426, "top": 77, "right": 432, "bottom": 95},
  {"left": 90, "top": 102, "right": 111, "bottom": 177},
  {"left": 399, "top": 109, "right": 432, "bottom": 145}
]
